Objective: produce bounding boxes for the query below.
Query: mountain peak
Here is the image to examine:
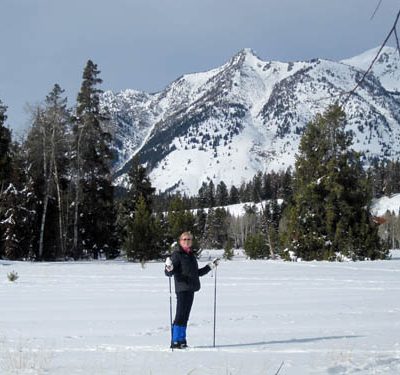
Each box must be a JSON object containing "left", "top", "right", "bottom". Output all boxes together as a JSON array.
[
  {"left": 341, "top": 45, "right": 400, "bottom": 92},
  {"left": 231, "top": 48, "right": 262, "bottom": 65},
  {"left": 239, "top": 48, "right": 258, "bottom": 57},
  {"left": 105, "top": 46, "right": 400, "bottom": 195},
  {"left": 341, "top": 45, "right": 398, "bottom": 70}
]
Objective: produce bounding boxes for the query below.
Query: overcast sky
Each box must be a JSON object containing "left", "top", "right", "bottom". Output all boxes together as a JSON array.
[{"left": 1, "top": 0, "right": 399, "bottom": 135}]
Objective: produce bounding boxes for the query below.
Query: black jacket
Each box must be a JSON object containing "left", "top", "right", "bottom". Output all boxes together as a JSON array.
[{"left": 165, "top": 245, "right": 211, "bottom": 292}]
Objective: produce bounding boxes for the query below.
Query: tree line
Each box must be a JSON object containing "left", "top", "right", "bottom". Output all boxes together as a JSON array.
[
  {"left": 1, "top": 61, "right": 117, "bottom": 260},
  {"left": 0, "top": 61, "right": 395, "bottom": 262}
]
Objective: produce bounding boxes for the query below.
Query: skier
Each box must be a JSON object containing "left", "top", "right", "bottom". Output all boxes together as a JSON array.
[{"left": 165, "top": 231, "right": 219, "bottom": 349}]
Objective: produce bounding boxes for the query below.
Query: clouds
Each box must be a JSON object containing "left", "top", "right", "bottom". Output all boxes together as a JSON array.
[{"left": 0, "top": 0, "right": 398, "bottom": 133}]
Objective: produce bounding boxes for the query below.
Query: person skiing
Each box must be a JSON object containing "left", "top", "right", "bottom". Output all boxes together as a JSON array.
[{"left": 165, "top": 231, "right": 219, "bottom": 349}]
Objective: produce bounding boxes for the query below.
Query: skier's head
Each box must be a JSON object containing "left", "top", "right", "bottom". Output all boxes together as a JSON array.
[{"left": 179, "top": 232, "right": 193, "bottom": 251}]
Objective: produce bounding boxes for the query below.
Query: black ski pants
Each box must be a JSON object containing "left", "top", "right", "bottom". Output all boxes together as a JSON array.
[{"left": 174, "top": 291, "right": 195, "bottom": 326}]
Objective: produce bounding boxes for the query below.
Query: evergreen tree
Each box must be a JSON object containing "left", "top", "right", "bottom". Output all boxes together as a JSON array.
[
  {"left": 120, "top": 155, "right": 156, "bottom": 256},
  {"left": 0, "top": 109, "right": 40, "bottom": 260},
  {"left": 155, "top": 211, "right": 170, "bottom": 252},
  {"left": 202, "top": 207, "right": 229, "bottom": 248},
  {"left": 284, "top": 104, "right": 387, "bottom": 260},
  {"left": 261, "top": 173, "right": 273, "bottom": 200},
  {"left": 72, "top": 60, "right": 116, "bottom": 259},
  {"left": 229, "top": 185, "right": 240, "bottom": 204},
  {"left": 239, "top": 181, "right": 252, "bottom": 202},
  {"left": 251, "top": 172, "right": 263, "bottom": 203},
  {"left": 387, "top": 160, "right": 400, "bottom": 195},
  {"left": 0, "top": 101, "right": 12, "bottom": 257},
  {"left": 368, "top": 158, "right": 386, "bottom": 197},
  {"left": 215, "top": 181, "right": 229, "bottom": 206},
  {"left": 223, "top": 238, "right": 234, "bottom": 260},
  {"left": 194, "top": 208, "right": 207, "bottom": 240},
  {"left": 197, "top": 182, "right": 209, "bottom": 209},
  {"left": 206, "top": 180, "right": 216, "bottom": 208},
  {"left": 374, "top": 159, "right": 400, "bottom": 196},
  {"left": 1, "top": 144, "right": 38, "bottom": 260},
  {"left": 244, "top": 232, "right": 268, "bottom": 259},
  {"left": 280, "top": 168, "right": 294, "bottom": 202},
  {"left": 259, "top": 200, "right": 282, "bottom": 258},
  {"left": 0, "top": 100, "right": 12, "bottom": 192},
  {"left": 167, "top": 196, "right": 195, "bottom": 243},
  {"left": 125, "top": 195, "right": 163, "bottom": 262},
  {"left": 125, "top": 155, "right": 155, "bottom": 209}
]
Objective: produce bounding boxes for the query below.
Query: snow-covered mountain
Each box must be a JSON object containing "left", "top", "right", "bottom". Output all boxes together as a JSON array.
[
  {"left": 101, "top": 46, "right": 400, "bottom": 196},
  {"left": 341, "top": 46, "right": 400, "bottom": 93}
]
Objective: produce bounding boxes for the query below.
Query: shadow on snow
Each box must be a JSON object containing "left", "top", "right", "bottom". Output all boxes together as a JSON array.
[{"left": 195, "top": 335, "right": 363, "bottom": 349}]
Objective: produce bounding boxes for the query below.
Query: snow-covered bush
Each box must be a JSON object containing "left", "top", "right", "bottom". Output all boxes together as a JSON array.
[{"left": 7, "top": 270, "right": 19, "bottom": 282}]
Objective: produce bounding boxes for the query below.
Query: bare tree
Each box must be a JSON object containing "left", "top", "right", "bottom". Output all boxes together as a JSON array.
[
  {"left": 37, "top": 108, "right": 52, "bottom": 259},
  {"left": 26, "top": 85, "right": 70, "bottom": 259}
]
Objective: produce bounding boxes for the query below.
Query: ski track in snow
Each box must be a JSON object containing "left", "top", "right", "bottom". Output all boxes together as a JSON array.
[{"left": 1, "top": 252, "right": 400, "bottom": 374}]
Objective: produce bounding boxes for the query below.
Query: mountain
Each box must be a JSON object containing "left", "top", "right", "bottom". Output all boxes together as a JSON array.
[
  {"left": 101, "top": 46, "right": 400, "bottom": 196},
  {"left": 341, "top": 46, "right": 400, "bottom": 93}
]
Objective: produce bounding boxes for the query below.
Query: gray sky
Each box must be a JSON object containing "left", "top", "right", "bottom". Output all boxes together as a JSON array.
[{"left": 1, "top": 0, "right": 399, "bottom": 135}]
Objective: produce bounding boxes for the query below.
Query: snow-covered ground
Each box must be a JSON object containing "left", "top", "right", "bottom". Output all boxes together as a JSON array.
[
  {"left": 371, "top": 193, "right": 400, "bottom": 216},
  {"left": 1, "top": 251, "right": 400, "bottom": 374}
]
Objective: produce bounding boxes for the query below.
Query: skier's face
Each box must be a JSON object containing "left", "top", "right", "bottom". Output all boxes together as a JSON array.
[{"left": 179, "top": 236, "right": 193, "bottom": 248}]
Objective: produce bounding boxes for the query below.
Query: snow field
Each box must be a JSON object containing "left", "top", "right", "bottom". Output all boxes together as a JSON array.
[{"left": 1, "top": 252, "right": 400, "bottom": 374}]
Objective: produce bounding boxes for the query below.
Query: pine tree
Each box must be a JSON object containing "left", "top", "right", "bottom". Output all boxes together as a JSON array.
[
  {"left": 0, "top": 101, "right": 12, "bottom": 257},
  {"left": 124, "top": 155, "right": 155, "bottom": 210},
  {"left": 244, "top": 232, "right": 268, "bottom": 259},
  {"left": 251, "top": 172, "right": 263, "bottom": 203},
  {"left": 259, "top": 200, "right": 282, "bottom": 258},
  {"left": 194, "top": 208, "right": 207, "bottom": 240},
  {"left": 198, "top": 180, "right": 220, "bottom": 208},
  {"left": 207, "top": 180, "right": 216, "bottom": 208},
  {"left": 120, "top": 155, "right": 156, "bottom": 256},
  {"left": 0, "top": 100, "right": 12, "bottom": 192},
  {"left": 368, "top": 159, "right": 400, "bottom": 197},
  {"left": 167, "top": 196, "right": 195, "bottom": 242},
  {"left": 223, "top": 238, "right": 234, "bottom": 260},
  {"left": 72, "top": 60, "right": 116, "bottom": 259},
  {"left": 125, "top": 195, "right": 163, "bottom": 262},
  {"left": 284, "top": 104, "right": 387, "bottom": 260},
  {"left": 229, "top": 185, "right": 240, "bottom": 204},
  {"left": 239, "top": 181, "right": 252, "bottom": 202},
  {"left": 368, "top": 158, "right": 386, "bottom": 197},
  {"left": 261, "top": 173, "right": 273, "bottom": 200},
  {"left": 279, "top": 168, "right": 294, "bottom": 202},
  {"left": 1, "top": 144, "right": 38, "bottom": 260},
  {"left": 1, "top": 103, "right": 37, "bottom": 260},
  {"left": 215, "top": 181, "right": 229, "bottom": 206},
  {"left": 197, "top": 182, "right": 209, "bottom": 208},
  {"left": 202, "top": 208, "right": 229, "bottom": 248}
]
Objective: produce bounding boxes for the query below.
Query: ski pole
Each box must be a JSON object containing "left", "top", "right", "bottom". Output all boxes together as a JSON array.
[
  {"left": 213, "top": 265, "right": 217, "bottom": 348},
  {"left": 169, "top": 275, "right": 174, "bottom": 351}
]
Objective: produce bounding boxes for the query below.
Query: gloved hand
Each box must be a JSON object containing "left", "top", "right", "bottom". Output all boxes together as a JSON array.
[
  {"left": 208, "top": 258, "right": 220, "bottom": 270},
  {"left": 165, "top": 257, "right": 173, "bottom": 272}
]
